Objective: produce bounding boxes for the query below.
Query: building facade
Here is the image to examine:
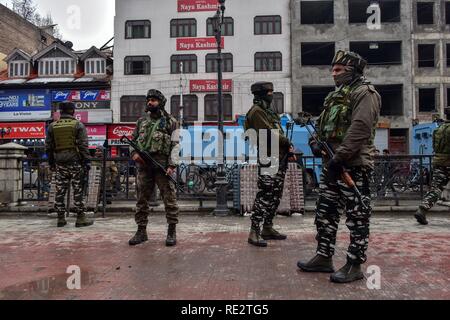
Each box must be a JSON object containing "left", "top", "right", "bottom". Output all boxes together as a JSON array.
[
  {"left": 112, "top": 0, "right": 292, "bottom": 125},
  {"left": 0, "top": 42, "right": 113, "bottom": 154}
]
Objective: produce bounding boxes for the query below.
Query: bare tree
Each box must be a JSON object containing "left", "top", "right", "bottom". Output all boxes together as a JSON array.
[{"left": 12, "top": 0, "right": 62, "bottom": 39}]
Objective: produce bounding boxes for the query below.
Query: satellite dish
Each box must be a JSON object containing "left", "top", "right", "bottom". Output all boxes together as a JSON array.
[{"left": 64, "top": 41, "right": 74, "bottom": 49}]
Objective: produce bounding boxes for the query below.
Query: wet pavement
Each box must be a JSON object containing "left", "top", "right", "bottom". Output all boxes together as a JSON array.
[{"left": 0, "top": 214, "right": 449, "bottom": 300}]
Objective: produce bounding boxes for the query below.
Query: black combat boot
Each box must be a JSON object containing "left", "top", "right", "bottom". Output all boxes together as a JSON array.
[
  {"left": 166, "top": 224, "right": 177, "bottom": 247},
  {"left": 330, "top": 261, "right": 364, "bottom": 283},
  {"left": 57, "top": 214, "right": 67, "bottom": 228},
  {"left": 261, "top": 224, "right": 287, "bottom": 240},
  {"left": 414, "top": 207, "right": 429, "bottom": 225},
  {"left": 297, "top": 254, "right": 335, "bottom": 273},
  {"left": 248, "top": 224, "right": 268, "bottom": 247},
  {"left": 129, "top": 226, "right": 148, "bottom": 246},
  {"left": 75, "top": 213, "right": 94, "bottom": 228}
]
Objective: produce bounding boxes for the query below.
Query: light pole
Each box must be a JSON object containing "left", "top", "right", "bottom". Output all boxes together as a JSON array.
[{"left": 212, "top": 0, "right": 230, "bottom": 216}]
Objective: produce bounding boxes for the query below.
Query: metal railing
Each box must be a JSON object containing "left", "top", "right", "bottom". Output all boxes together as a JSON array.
[{"left": 19, "top": 155, "right": 434, "bottom": 210}]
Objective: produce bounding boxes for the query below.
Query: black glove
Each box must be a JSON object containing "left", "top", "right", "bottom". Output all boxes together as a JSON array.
[
  {"left": 327, "top": 157, "right": 344, "bottom": 183},
  {"left": 309, "top": 141, "right": 323, "bottom": 158}
]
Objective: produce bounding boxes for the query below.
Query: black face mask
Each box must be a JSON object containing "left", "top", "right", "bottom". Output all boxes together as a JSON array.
[
  {"left": 263, "top": 95, "right": 274, "bottom": 105},
  {"left": 334, "top": 71, "right": 354, "bottom": 87}
]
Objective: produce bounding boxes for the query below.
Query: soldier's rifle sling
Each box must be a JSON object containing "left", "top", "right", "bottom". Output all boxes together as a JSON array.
[{"left": 120, "top": 136, "right": 183, "bottom": 192}]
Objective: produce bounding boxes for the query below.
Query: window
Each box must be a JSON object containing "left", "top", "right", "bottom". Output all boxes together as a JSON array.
[
  {"left": 170, "top": 19, "right": 197, "bottom": 38},
  {"left": 418, "top": 44, "right": 435, "bottom": 68},
  {"left": 120, "top": 96, "right": 146, "bottom": 123},
  {"left": 207, "top": 17, "right": 234, "bottom": 36},
  {"left": 205, "top": 53, "right": 233, "bottom": 73},
  {"left": 447, "top": 44, "right": 450, "bottom": 67},
  {"left": 301, "top": 42, "right": 335, "bottom": 66},
  {"left": 302, "top": 86, "right": 335, "bottom": 116},
  {"left": 255, "top": 52, "right": 282, "bottom": 71},
  {"left": 419, "top": 88, "right": 437, "bottom": 112},
  {"left": 254, "top": 16, "right": 282, "bottom": 35},
  {"left": 417, "top": 2, "right": 434, "bottom": 25},
  {"left": 348, "top": 0, "right": 400, "bottom": 23},
  {"left": 85, "top": 58, "right": 106, "bottom": 74},
  {"left": 375, "top": 85, "right": 403, "bottom": 116},
  {"left": 273, "top": 92, "right": 284, "bottom": 114},
  {"left": 446, "top": 2, "right": 450, "bottom": 24},
  {"left": 9, "top": 61, "right": 29, "bottom": 78},
  {"left": 124, "top": 56, "right": 151, "bottom": 75},
  {"left": 171, "top": 95, "right": 198, "bottom": 122},
  {"left": 125, "top": 20, "right": 151, "bottom": 39},
  {"left": 448, "top": 88, "right": 450, "bottom": 107},
  {"left": 349, "top": 41, "right": 402, "bottom": 65},
  {"left": 204, "top": 95, "right": 233, "bottom": 121},
  {"left": 38, "top": 58, "right": 75, "bottom": 76},
  {"left": 301, "top": 1, "right": 334, "bottom": 24},
  {"left": 171, "top": 55, "right": 197, "bottom": 74}
]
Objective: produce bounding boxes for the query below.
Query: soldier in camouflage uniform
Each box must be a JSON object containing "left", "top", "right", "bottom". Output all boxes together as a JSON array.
[
  {"left": 297, "top": 51, "right": 381, "bottom": 283},
  {"left": 129, "top": 89, "right": 180, "bottom": 247},
  {"left": 415, "top": 108, "right": 450, "bottom": 225},
  {"left": 45, "top": 102, "right": 94, "bottom": 228},
  {"left": 244, "top": 82, "right": 295, "bottom": 248}
]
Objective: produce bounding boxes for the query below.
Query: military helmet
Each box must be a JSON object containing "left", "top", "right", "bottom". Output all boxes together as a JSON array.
[
  {"left": 146, "top": 89, "right": 167, "bottom": 107},
  {"left": 59, "top": 102, "right": 75, "bottom": 112},
  {"left": 332, "top": 50, "right": 367, "bottom": 74},
  {"left": 251, "top": 82, "right": 274, "bottom": 96}
]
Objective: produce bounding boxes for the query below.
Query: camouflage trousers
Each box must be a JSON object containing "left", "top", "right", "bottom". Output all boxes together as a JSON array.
[
  {"left": 420, "top": 166, "right": 450, "bottom": 210},
  {"left": 135, "top": 165, "right": 179, "bottom": 227},
  {"left": 250, "top": 166, "right": 287, "bottom": 227},
  {"left": 54, "top": 163, "right": 86, "bottom": 217},
  {"left": 315, "top": 167, "right": 372, "bottom": 265}
]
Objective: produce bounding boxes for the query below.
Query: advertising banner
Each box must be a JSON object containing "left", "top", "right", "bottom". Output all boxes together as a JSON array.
[
  {"left": 190, "top": 79, "right": 232, "bottom": 93},
  {"left": 52, "top": 90, "right": 110, "bottom": 102},
  {"left": 86, "top": 125, "right": 107, "bottom": 142},
  {"left": 53, "top": 110, "right": 113, "bottom": 124},
  {"left": 178, "top": 0, "right": 219, "bottom": 12},
  {"left": 107, "top": 124, "right": 136, "bottom": 146},
  {"left": 0, "top": 89, "right": 51, "bottom": 121},
  {"left": 177, "top": 37, "right": 224, "bottom": 51},
  {"left": 0, "top": 122, "right": 46, "bottom": 139}
]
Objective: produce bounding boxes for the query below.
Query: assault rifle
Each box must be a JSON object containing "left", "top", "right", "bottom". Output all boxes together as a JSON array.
[
  {"left": 295, "top": 112, "right": 369, "bottom": 210},
  {"left": 120, "top": 136, "right": 183, "bottom": 192}
]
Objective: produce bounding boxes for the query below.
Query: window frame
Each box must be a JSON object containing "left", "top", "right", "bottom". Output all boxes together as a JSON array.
[
  {"left": 170, "top": 18, "right": 197, "bottom": 38},
  {"left": 254, "top": 52, "right": 283, "bottom": 72},
  {"left": 124, "top": 56, "right": 151, "bottom": 75},
  {"left": 416, "top": 2, "right": 435, "bottom": 25},
  {"left": 125, "top": 20, "right": 151, "bottom": 39},
  {"left": 85, "top": 58, "right": 106, "bottom": 75},
  {"left": 170, "top": 95, "right": 199, "bottom": 122},
  {"left": 417, "top": 44, "right": 436, "bottom": 68},
  {"left": 171, "top": 54, "right": 198, "bottom": 74},
  {"left": 205, "top": 53, "right": 233, "bottom": 73},
  {"left": 204, "top": 94, "right": 233, "bottom": 121},
  {"left": 207, "top": 17, "right": 234, "bottom": 36},
  {"left": 120, "top": 95, "right": 147, "bottom": 123},
  {"left": 254, "top": 15, "right": 282, "bottom": 35},
  {"left": 9, "top": 61, "right": 30, "bottom": 78},
  {"left": 38, "top": 58, "right": 75, "bottom": 76}
]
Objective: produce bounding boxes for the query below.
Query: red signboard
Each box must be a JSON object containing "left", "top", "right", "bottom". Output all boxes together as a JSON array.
[
  {"left": 0, "top": 122, "right": 46, "bottom": 139},
  {"left": 178, "top": 0, "right": 219, "bottom": 12},
  {"left": 177, "top": 37, "right": 224, "bottom": 51},
  {"left": 190, "top": 79, "right": 233, "bottom": 93},
  {"left": 108, "top": 124, "right": 136, "bottom": 146}
]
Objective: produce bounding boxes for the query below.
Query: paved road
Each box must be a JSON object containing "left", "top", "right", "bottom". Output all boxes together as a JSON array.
[{"left": 0, "top": 214, "right": 449, "bottom": 300}]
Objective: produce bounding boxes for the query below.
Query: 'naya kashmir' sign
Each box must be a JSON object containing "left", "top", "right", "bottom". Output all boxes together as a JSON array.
[
  {"left": 177, "top": 37, "right": 224, "bottom": 51},
  {"left": 190, "top": 80, "right": 232, "bottom": 93},
  {"left": 178, "top": 0, "right": 219, "bottom": 12}
]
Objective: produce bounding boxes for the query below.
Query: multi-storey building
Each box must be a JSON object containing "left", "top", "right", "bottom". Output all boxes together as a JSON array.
[{"left": 112, "top": 0, "right": 292, "bottom": 125}]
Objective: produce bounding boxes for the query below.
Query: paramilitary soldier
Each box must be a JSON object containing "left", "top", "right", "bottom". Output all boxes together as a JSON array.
[
  {"left": 297, "top": 50, "right": 381, "bottom": 283},
  {"left": 415, "top": 107, "right": 450, "bottom": 225},
  {"left": 129, "top": 89, "right": 180, "bottom": 247},
  {"left": 244, "top": 81, "right": 295, "bottom": 247},
  {"left": 45, "top": 102, "right": 94, "bottom": 228}
]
